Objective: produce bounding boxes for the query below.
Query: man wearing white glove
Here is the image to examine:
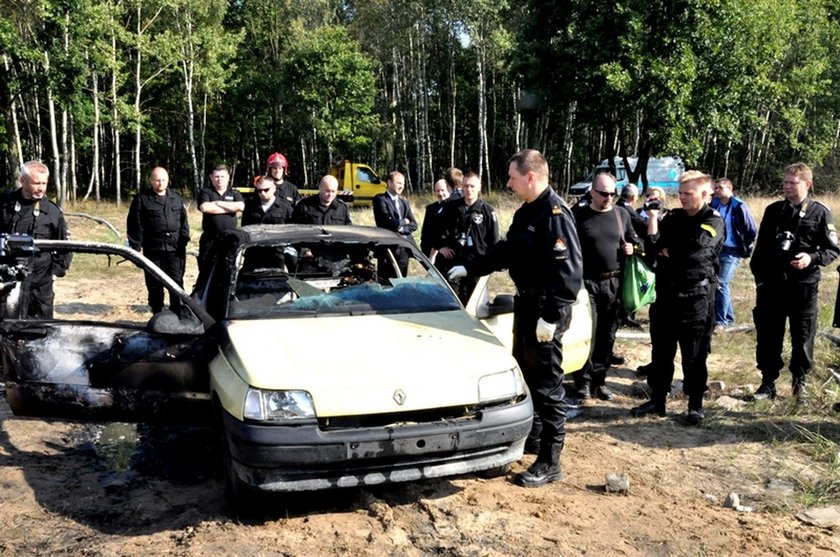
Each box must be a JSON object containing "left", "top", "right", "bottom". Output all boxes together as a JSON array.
[
  {"left": 535, "top": 317, "right": 556, "bottom": 343},
  {"left": 450, "top": 150, "right": 583, "bottom": 488}
]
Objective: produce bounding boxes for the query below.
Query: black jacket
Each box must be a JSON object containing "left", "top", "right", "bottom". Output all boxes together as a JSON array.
[
  {"left": 470, "top": 187, "right": 583, "bottom": 322},
  {"left": 372, "top": 193, "right": 417, "bottom": 238},
  {"left": 0, "top": 190, "right": 72, "bottom": 282},
  {"left": 751, "top": 197, "right": 839, "bottom": 285},
  {"left": 292, "top": 195, "right": 351, "bottom": 225},
  {"left": 646, "top": 204, "right": 724, "bottom": 292},
  {"left": 126, "top": 189, "right": 190, "bottom": 252},
  {"left": 241, "top": 196, "right": 294, "bottom": 225}
]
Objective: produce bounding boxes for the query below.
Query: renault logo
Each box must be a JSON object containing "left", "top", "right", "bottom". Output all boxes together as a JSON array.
[{"left": 393, "top": 389, "right": 406, "bottom": 405}]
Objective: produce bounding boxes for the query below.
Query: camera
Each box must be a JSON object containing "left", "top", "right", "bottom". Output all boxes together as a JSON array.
[
  {"left": 643, "top": 199, "right": 661, "bottom": 211},
  {"left": 776, "top": 231, "right": 795, "bottom": 252}
]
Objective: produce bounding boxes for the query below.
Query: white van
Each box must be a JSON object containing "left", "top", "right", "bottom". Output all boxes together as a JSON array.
[{"left": 569, "top": 156, "right": 684, "bottom": 196}]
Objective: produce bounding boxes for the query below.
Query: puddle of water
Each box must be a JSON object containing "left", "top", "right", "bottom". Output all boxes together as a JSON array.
[{"left": 94, "top": 422, "right": 139, "bottom": 471}]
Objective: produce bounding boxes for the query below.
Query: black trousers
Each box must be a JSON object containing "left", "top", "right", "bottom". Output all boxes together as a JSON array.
[
  {"left": 648, "top": 283, "right": 714, "bottom": 409},
  {"left": 25, "top": 276, "right": 55, "bottom": 319},
  {"left": 754, "top": 280, "right": 818, "bottom": 384},
  {"left": 512, "top": 294, "right": 571, "bottom": 457},
  {"left": 576, "top": 276, "right": 620, "bottom": 389},
  {"left": 143, "top": 249, "right": 186, "bottom": 313}
]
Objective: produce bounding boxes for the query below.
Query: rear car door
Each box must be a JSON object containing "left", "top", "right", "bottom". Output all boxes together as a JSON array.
[{"left": 0, "top": 238, "right": 216, "bottom": 424}]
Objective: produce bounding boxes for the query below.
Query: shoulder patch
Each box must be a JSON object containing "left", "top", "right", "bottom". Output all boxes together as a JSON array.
[
  {"left": 700, "top": 223, "right": 717, "bottom": 237},
  {"left": 554, "top": 238, "right": 567, "bottom": 251}
]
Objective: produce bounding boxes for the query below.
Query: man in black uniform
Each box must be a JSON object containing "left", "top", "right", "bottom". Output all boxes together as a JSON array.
[
  {"left": 372, "top": 171, "right": 417, "bottom": 277},
  {"left": 420, "top": 178, "right": 451, "bottom": 258},
  {"left": 127, "top": 166, "right": 190, "bottom": 314},
  {"left": 750, "top": 162, "right": 839, "bottom": 400},
  {"left": 265, "top": 152, "right": 300, "bottom": 206},
  {"left": 197, "top": 164, "right": 244, "bottom": 270},
  {"left": 435, "top": 171, "right": 499, "bottom": 303},
  {"left": 448, "top": 149, "right": 583, "bottom": 487},
  {"left": 242, "top": 176, "right": 294, "bottom": 225},
  {"left": 293, "top": 175, "right": 352, "bottom": 225},
  {"left": 0, "top": 161, "right": 71, "bottom": 318},
  {"left": 630, "top": 171, "right": 723, "bottom": 425},
  {"left": 572, "top": 173, "right": 640, "bottom": 400}
]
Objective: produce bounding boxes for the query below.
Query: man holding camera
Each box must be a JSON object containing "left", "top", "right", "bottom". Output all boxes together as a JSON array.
[
  {"left": 0, "top": 161, "right": 72, "bottom": 318},
  {"left": 750, "top": 162, "right": 839, "bottom": 400},
  {"left": 630, "top": 171, "right": 723, "bottom": 425}
]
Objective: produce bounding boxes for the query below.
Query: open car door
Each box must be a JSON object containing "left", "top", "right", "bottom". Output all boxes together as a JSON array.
[
  {"left": 465, "top": 273, "right": 592, "bottom": 374},
  {"left": 0, "top": 237, "right": 216, "bottom": 424}
]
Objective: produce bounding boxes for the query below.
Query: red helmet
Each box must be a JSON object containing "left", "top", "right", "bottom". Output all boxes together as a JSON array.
[{"left": 266, "top": 152, "right": 288, "bottom": 171}]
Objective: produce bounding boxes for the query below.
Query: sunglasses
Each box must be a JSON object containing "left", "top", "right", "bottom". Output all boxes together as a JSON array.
[
  {"left": 255, "top": 188, "right": 271, "bottom": 193},
  {"left": 592, "top": 189, "right": 616, "bottom": 198}
]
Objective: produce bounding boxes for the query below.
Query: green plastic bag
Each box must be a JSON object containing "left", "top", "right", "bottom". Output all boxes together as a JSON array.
[{"left": 622, "top": 254, "right": 657, "bottom": 313}]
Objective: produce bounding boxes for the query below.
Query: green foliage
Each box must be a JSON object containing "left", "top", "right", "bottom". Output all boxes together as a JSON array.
[{"left": 280, "top": 25, "right": 378, "bottom": 158}]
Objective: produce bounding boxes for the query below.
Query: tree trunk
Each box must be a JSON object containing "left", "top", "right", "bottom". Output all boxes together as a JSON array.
[
  {"left": 44, "top": 52, "right": 63, "bottom": 206},
  {"left": 3, "top": 54, "right": 24, "bottom": 169}
]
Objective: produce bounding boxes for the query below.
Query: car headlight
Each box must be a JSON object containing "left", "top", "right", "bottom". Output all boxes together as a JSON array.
[
  {"left": 243, "top": 389, "right": 316, "bottom": 422},
  {"left": 478, "top": 368, "right": 525, "bottom": 403}
]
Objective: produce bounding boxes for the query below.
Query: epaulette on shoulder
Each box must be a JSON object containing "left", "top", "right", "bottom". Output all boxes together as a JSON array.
[{"left": 812, "top": 199, "right": 831, "bottom": 211}]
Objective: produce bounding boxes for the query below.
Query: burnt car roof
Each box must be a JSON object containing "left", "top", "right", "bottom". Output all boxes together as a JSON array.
[{"left": 221, "top": 224, "right": 416, "bottom": 247}]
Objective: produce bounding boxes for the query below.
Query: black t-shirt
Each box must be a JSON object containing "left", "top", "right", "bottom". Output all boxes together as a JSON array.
[
  {"left": 198, "top": 187, "right": 244, "bottom": 235},
  {"left": 573, "top": 206, "right": 631, "bottom": 277}
]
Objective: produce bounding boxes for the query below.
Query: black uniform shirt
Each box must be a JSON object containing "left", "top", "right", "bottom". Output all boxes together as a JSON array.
[
  {"left": 750, "top": 197, "right": 839, "bottom": 284},
  {"left": 241, "top": 196, "right": 294, "bottom": 226},
  {"left": 275, "top": 179, "right": 301, "bottom": 206},
  {"left": 471, "top": 187, "right": 583, "bottom": 322},
  {"left": 646, "top": 204, "right": 724, "bottom": 291},
  {"left": 441, "top": 198, "right": 499, "bottom": 264},
  {"left": 198, "top": 186, "right": 244, "bottom": 235},
  {"left": 292, "top": 195, "right": 351, "bottom": 225},
  {"left": 126, "top": 189, "right": 190, "bottom": 252}
]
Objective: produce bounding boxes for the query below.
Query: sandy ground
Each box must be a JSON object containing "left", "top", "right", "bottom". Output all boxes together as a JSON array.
[{"left": 1, "top": 339, "right": 838, "bottom": 556}]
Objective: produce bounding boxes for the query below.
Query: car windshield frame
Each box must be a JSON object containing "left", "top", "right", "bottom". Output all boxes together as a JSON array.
[{"left": 225, "top": 239, "right": 461, "bottom": 319}]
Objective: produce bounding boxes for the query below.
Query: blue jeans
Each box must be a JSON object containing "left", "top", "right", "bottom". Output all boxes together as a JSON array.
[{"left": 715, "top": 248, "right": 741, "bottom": 326}]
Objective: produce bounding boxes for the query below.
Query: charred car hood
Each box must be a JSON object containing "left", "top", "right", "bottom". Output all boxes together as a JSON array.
[{"left": 221, "top": 310, "right": 519, "bottom": 416}]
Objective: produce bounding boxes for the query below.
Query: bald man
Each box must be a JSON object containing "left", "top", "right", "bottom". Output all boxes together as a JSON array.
[{"left": 293, "top": 175, "right": 352, "bottom": 225}]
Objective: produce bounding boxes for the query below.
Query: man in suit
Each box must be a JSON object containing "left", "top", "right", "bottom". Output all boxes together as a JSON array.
[{"left": 372, "top": 171, "right": 418, "bottom": 277}]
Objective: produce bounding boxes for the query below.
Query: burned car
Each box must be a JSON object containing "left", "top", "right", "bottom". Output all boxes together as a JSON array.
[{"left": 0, "top": 225, "right": 591, "bottom": 510}]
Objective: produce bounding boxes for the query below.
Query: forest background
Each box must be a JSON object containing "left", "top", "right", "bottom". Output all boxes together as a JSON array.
[{"left": 4, "top": 0, "right": 840, "bottom": 206}]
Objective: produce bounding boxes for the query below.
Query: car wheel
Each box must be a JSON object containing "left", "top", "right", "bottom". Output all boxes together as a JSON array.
[{"left": 220, "top": 427, "right": 246, "bottom": 512}]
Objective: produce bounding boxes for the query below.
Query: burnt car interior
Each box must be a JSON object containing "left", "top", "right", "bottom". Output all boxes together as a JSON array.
[
  {"left": 0, "top": 237, "right": 213, "bottom": 420},
  {"left": 223, "top": 240, "right": 460, "bottom": 319}
]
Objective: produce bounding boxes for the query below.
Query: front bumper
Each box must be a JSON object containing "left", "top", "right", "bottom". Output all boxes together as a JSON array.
[{"left": 222, "top": 396, "right": 533, "bottom": 492}]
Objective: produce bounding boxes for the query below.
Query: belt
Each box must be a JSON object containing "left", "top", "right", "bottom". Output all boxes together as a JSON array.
[{"left": 586, "top": 270, "right": 621, "bottom": 281}]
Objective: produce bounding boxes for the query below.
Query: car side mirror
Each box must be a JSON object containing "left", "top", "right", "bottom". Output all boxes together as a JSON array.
[
  {"left": 475, "top": 294, "right": 515, "bottom": 319},
  {"left": 486, "top": 294, "right": 514, "bottom": 316}
]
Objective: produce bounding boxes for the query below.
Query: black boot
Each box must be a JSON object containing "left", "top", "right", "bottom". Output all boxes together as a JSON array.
[
  {"left": 685, "top": 396, "right": 704, "bottom": 426},
  {"left": 524, "top": 417, "right": 542, "bottom": 455},
  {"left": 515, "top": 443, "right": 563, "bottom": 488},
  {"left": 630, "top": 398, "right": 666, "bottom": 417}
]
